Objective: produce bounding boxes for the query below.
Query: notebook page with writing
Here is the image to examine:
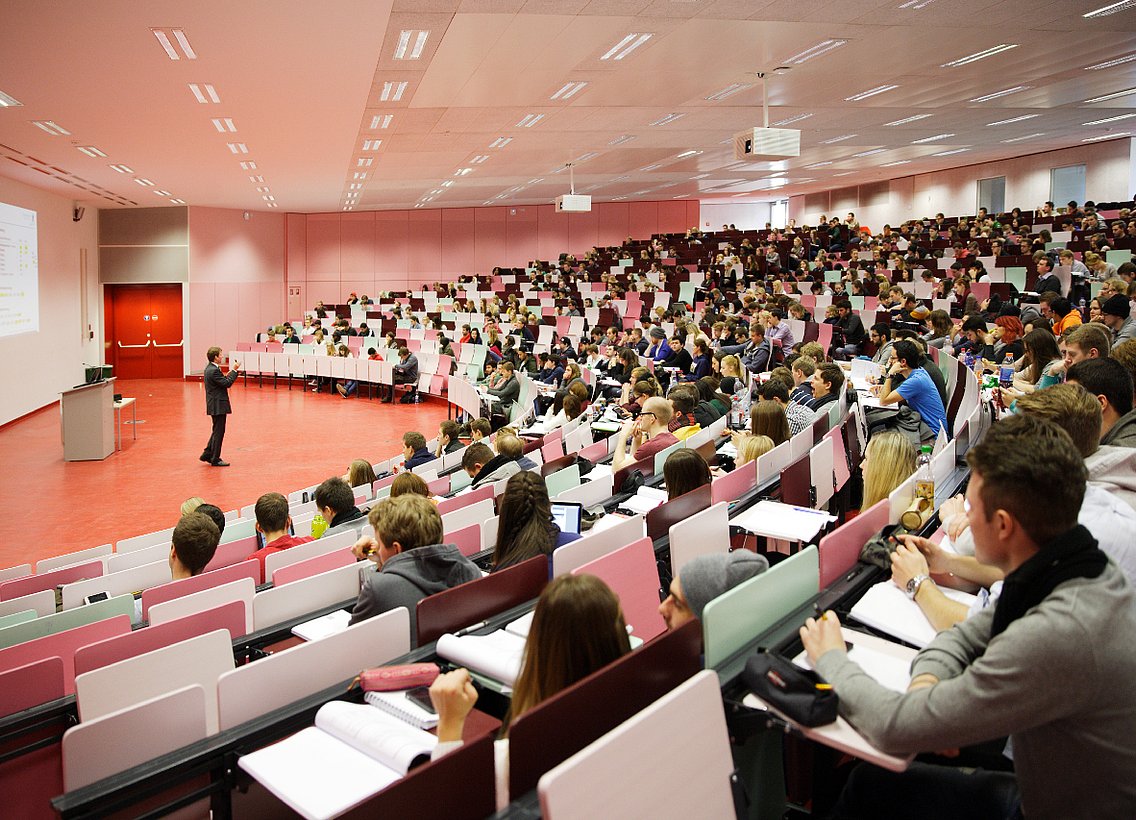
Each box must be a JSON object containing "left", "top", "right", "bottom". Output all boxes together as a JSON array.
[
  {"left": 436, "top": 630, "right": 526, "bottom": 686},
  {"left": 849, "top": 581, "right": 977, "bottom": 649},
  {"left": 364, "top": 689, "right": 438, "bottom": 730},
  {"left": 316, "top": 701, "right": 436, "bottom": 772}
]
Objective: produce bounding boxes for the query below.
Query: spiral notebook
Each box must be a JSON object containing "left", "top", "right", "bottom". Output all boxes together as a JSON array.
[{"left": 364, "top": 689, "right": 438, "bottom": 730}]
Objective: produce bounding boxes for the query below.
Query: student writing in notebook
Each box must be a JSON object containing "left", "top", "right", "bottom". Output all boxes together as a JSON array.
[
  {"left": 428, "top": 574, "right": 632, "bottom": 811},
  {"left": 800, "top": 415, "right": 1136, "bottom": 820}
]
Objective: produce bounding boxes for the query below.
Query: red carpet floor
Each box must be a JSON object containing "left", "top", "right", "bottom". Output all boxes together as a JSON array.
[{"left": 0, "top": 378, "right": 449, "bottom": 570}]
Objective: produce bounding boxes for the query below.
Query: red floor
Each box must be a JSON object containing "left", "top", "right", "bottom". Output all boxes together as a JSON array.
[{"left": 0, "top": 377, "right": 449, "bottom": 570}]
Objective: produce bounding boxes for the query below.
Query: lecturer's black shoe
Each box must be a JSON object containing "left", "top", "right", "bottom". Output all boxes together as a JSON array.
[
  {"left": 211, "top": 460, "right": 230, "bottom": 467},
  {"left": 199, "top": 453, "right": 212, "bottom": 463}
]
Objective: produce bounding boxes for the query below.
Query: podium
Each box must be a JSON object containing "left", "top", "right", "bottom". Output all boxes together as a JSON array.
[{"left": 61, "top": 378, "right": 116, "bottom": 461}]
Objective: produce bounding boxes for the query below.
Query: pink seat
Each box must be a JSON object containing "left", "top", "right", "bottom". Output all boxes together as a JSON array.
[
  {"left": 572, "top": 537, "right": 666, "bottom": 642},
  {"left": 142, "top": 559, "right": 260, "bottom": 618},
  {"left": 711, "top": 460, "right": 757, "bottom": 506},
  {"left": 0, "top": 616, "right": 131, "bottom": 693},
  {"left": 818, "top": 499, "right": 889, "bottom": 588},
  {"left": 578, "top": 440, "right": 608, "bottom": 462},
  {"left": 203, "top": 535, "right": 258, "bottom": 574},
  {"left": 541, "top": 438, "right": 564, "bottom": 463},
  {"left": 446, "top": 523, "right": 482, "bottom": 557},
  {"left": 436, "top": 483, "right": 493, "bottom": 516},
  {"left": 0, "top": 560, "right": 104, "bottom": 601},
  {"left": 0, "top": 657, "right": 65, "bottom": 718},
  {"left": 272, "top": 548, "right": 356, "bottom": 586},
  {"left": 817, "top": 323, "right": 834, "bottom": 350},
  {"left": 74, "top": 602, "right": 245, "bottom": 677}
]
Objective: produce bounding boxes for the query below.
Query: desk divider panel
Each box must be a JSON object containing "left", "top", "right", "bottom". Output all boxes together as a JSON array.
[
  {"left": 416, "top": 556, "right": 547, "bottom": 647},
  {"left": 62, "top": 684, "right": 209, "bottom": 792},
  {"left": 0, "top": 594, "right": 134, "bottom": 651},
  {"left": 669, "top": 502, "right": 731, "bottom": 576},
  {"left": 262, "top": 529, "right": 358, "bottom": 581},
  {"left": 253, "top": 562, "right": 364, "bottom": 632},
  {"left": 710, "top": 458, "right": 757, "bottom": 506},
  {"left": 552, "top": 514, "right": 646, "bottom": 577},
  {"left": 272, "top": 550, "right": 358, "bottom": 586},
  {"left": 61, "top": 560, "right": 171, "bottom": 610},
  {"left": 818, "top": 500, "right": 888, "bottom": 589},
  {"left": 572, "top": 537, "right": 667, "bottom": 642},
  {"left": 702, "top": 546, "right": 819, "bottom": 670},
  {"left": 141, "top": 559, "right": 260, "bottom": 619},
  {"left": 148, "top": 577, "right": 256, "bottom": 635},
  {"left": 74, "top": 629, "right": 234, "bottom": 735},
  {"left": 36, "top": 544, "right": 114, "bottom": 573},
  {"left": 105, "top": 542, "right": 167, "bottom": 574},
  {"left": 0, "top": 656, "right": 65, "bottom": 719},
  {"left": 217, "top": 608, "right": 410, "bottom": 731},
  {"left": 204, "top": 535, "right": 259, "bottom": 573},
  {"left": 0, "top": 560, "right": 105, "bottom": 602},
  {"left": 0, "top": 610, "right": 36, "bottom": 630},
  {"left": 0, "top": 616, "right": 131, "bottom": 693},
  {"left": 509, "top": 619, "right": 702, "bottom": 800},
  {"left": 536, "top": 670, "right": 735, "bottom": 820},
  {"left": 0, "top": 589, "right": 55, "bottom": 619}
]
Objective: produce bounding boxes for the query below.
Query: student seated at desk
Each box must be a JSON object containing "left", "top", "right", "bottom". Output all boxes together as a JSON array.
[
  {"left": 469, "top": 418, "right": 492, "bottom": 443},
  {"left": 348, "top": 494, "right": 480, "bottom": 637},
  {"left": 611, "top": 397, "right": 678, "bottom": 471},
  {"left": 429, "top": 574, "right": 632, "bottom": 810},
  {"left": 658, "top": 551, "right": 768, "bottom": 630},
  {"left": 662, "top": 449, "right": 711, "bottom": 501},
  {"left": 402, "top": 431, "right": 437, "bottom": 472},
  {"left": 169, "top": 512, "right": 221, "bottom": 581},
  {"left": 860, "top": 431, "right": 917, "bottom": 510},
  {"left": 462, "top": 441, "right": 521, "bottom": 490},
  {"left": 800, "top": 415, "right": 1136, "bottom": 820},
  {"left": 871, "top": 340, "right": 948, "bottom": 439},
  {"left": 315, "top": 477, "right": 369, "bottom": 538},
  {"left": 246, "top": 492, "right": 313, "bottom": 575},
  {"left": 491, "top": 472, "right": 580, "bottom": 572},
  {"left": 345, "top": 458, "right": 377, "bottom": 489}
]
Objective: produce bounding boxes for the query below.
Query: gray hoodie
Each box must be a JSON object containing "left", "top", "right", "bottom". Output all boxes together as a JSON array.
[{"left": 1101, "top": 408, "right": 1136, "bottom": 449}]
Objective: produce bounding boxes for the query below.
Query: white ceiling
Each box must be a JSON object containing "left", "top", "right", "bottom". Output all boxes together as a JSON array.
[{"left": 1, "top": 0, "right": 1134, "bottom": 213}]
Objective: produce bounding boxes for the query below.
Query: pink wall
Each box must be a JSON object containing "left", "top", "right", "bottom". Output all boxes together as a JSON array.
[
  {"left": 187, "top": 207, "right": 285, "bottom": 371},
  {"left": 287, "top": 199, "right": 700, "bottom": 304}
]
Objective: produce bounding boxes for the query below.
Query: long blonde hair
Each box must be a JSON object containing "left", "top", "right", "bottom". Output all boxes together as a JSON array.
[
  {"left": 861, "top": 432, "right": 917, "bottom": 509},
  {"left": 736, "top": 434, "right": 775, "bottom": 466},
  {"left": 506, "top": 574, "right": 631, "bottom": 733}
]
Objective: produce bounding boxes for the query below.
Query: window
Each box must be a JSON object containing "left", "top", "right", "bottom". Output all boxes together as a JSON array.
[
  {"left": 976, "top": 176, "right": 1005, "bottom": 215},
  {"left": 771, "top": 200, "right": 788, "bottom": 228},
  {"left": 1050, "top": 165, "right": 1086, "bottom": 209}
]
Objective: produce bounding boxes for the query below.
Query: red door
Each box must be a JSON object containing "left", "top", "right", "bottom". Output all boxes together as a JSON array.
[{"left": 105, "top": 284, "right": 184, "bottom": 378}]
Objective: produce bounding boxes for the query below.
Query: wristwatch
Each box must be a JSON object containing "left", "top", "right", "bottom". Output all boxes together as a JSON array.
[{"left": 906, "top": 574, "right": 930, "bottom": 600}]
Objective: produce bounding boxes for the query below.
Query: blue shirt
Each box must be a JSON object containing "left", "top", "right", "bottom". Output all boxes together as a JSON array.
[{"left": 897, "top": 367, "right": 949, "bottom": 439}]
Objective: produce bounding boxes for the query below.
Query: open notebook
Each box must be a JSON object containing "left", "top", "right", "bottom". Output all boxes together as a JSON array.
[
  {"left": 238, "top": 701, "right": 437, "bottom": 819},
  {"left": 849, "top": 581, "right": 978, "bottom": 649}
]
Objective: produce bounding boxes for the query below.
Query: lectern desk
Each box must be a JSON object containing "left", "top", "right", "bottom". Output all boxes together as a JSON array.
[{"left": 61, "top": 378, "right": 116, "bottom": 461}]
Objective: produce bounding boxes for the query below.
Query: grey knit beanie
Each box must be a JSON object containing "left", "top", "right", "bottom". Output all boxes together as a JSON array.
[{"left": 680, "top": 551, "right": 769, "bottom": 619}]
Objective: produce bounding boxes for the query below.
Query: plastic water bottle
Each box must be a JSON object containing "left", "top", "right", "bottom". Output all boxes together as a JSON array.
[
  {"left": 730, "top": 395, "right": 743, "bottom": 429},
  {"left": 311, "top": 513, "right": 328, "bottom": 539},
  {"left": 1079, "top": 298, "right": 1087, "bottom": 318},
  {"left": 902, "top": 446, "right": 936, "bottom": 530},
  {"left": 998, "top": 354, "right": 1014, "bottom": 388}
]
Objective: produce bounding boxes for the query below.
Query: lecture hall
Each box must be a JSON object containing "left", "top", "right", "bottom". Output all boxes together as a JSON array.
[{"left": 1, "top": 1, "right": 1136, "bottom": 818}]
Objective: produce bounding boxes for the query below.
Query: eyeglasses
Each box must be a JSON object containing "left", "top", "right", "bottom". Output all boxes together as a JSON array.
[{"left": 638, "top": 412, "right": 655, "bottom": 419}]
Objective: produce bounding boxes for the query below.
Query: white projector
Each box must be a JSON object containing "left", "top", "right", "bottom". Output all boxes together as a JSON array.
[
  {"left": 734, "top": 128, "right": 801, "bottom": 161},
  {"left": 554, "top": 194, "right": 592, "bottom": 212}
]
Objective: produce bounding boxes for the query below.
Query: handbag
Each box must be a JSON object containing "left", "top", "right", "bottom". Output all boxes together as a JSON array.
[{"left": 742, "top": 653, "right": 839, "bottom": 727}]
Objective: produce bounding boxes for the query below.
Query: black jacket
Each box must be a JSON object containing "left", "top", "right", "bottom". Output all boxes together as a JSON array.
[{"left": 204, "top": 361, "right": 239, "bottom": 416}]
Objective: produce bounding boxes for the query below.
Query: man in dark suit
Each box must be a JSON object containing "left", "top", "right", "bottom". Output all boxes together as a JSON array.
[{"left": 201, "top": 346, "right": 240, "bottom": 467}]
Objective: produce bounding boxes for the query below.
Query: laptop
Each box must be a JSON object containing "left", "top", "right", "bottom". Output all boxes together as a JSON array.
[{"left": 550, "top": 502, "right": 584, "bottom": 535}]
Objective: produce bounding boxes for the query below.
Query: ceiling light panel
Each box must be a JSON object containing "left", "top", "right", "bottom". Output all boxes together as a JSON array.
[
  {"left": 188, "top": 83, "right": 220, "bottom": 103},
  {"left": 851, "top": 148, "right": 886, "bottom": 157},
  {"left": 845, "top": 85, "right": 898, "bottom": 101},
  {"left": 1000, "top": 133, "right": 1046, "bottom": 143},
  {"left": 370, "top": 114, "right": 393, "bottom": 129},
  {"left": 940, "top": 44, "right": 1018, "bottom": 68},
  {"left": 1082, "top": 132, "right": 1131, "bottom": 142},
  {"left": 31, "top": 120, "right": 70, "bottom": 135},
  {"left": 0, "top": 90, "right": 23, "bottom": 107},
  {"left": 649, "top": 113, "right": 685, "bottom": 126},
  {"left": 883, "top": 114, "right": 932, "bottom": 126},
  {"left": 489, "top": 137, "right": 512, "bottom": 148},
  {"left": 1084, "top": 1, "right": 1136, "bottom": 17},
  {"left": 821, "top": 133, "right": 858, "bottom": 144},
  {"left": 515, "top": 113, "right": 545, "bottom": 127},
  {"left": 153, "top": 189, "right": 171, "bottom": 196},
  {"left": 986, "top": 113, "right": 1039, "bottom": 126},
  {"left": 932, "top": 148, "right": 970, "bottom": 156},
  {"left": 380, "top": 81, "right": 408, "bottom": 102},
  {"left": 226, "top": 142, "right": 249, "bottom": 153},
  {"left": 135, "top": 178, "right": 155, "bottom": 186},
  {"left": 784, "top": 39, "right": 847, "bottom": 65},
  {"left": 550, "top": 81, "right": 588, "bottom": 101},
  {"left": 911, "top": 133, "right": 955, "bottom": 143},
  {"left": 76, "top": 146, "right": 107, "bottom": 157},
  {"left": 151, "top": 28, "right": 197, "bottom": 60},
  {"left": 609, "top": 134, "right": 636, "bottom": 145},
  {"left": 357, "top": 158, "right": 373, "bottom": 167},
  {"left": 394, "top": 30, "right": 429, "bottom": 60},
  {"left": 170, "top": 198, "right": 186, "bottom": 205},
  {"left": 601, "top": 33, "right": 652, "bottom": 61},
  {"left": 880, "top": 160, "right": 911, "bottom": 167},
  {"left": 1083, "top": 87, "right": 1136, "bottom": 103},
  {"left": 249, "top": 175, "right": 264, "bottom": 182},
  {"left": 705, "top": 83, "right": 752, "bottom": 101},
  {"left": 969, "top": 85, "right": 1031, "bottom": 102},
  {"left": 211, "top": 118, "right": 237, "bottom": 132},
  {"left": 362, "top": 139, "right": 382, "bottom": 150},
  {"left": 773, "top": 113, "right": 813, "bottom": 126},
  {"left": 109, "top": 164, "right": 133, "bottom": 174},
  {"left": 898, "top": 0, "right": 938, "bottom": 8},
  {"left": 1082, "top": 112, "right": 1136, "bottom": 125},
  {"left": 239, "top": 161, "right": 257, "bottom": 170}
]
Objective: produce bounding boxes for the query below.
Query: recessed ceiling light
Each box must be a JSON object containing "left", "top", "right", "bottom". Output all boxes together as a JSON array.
[
  {"left": 911, "top": 133, "right": 955, "bottom": 143},
  {"left": 354, "top": 172, "right": 367, "bottom": 180},
  {"left": 239, "top": 161, "right": 257, "bottom": 170},
  {"left": 845, "top": 85, "right": 898, "bottom": 101},
  {"left": 574, "top": 152, "right": 599, "bottom": 163},
  {"left": 880, "top": 160, "right": 911, "bottom": 167},
  {"left": 773, "top": 113, "right": 814, "bottom": 126},
  {"left": 1084, "top": 53, "right": 1136, "bottom": 71},
  {"left": 821, "top": 133, "right": 858, "bottom": 144},
  {"left": 649, "top": 113, "right": 685, "bottom": 126},
  {"left": 898, "top": 0, "right": 938, "bottom": 8},
  {"left": 153, "top": 189, "right": 171, "bottom": 196},
  {"left": 601, "top": 33, "right": 652, "bottom": 61},
  {"left": 454, "top": 167, "right": 473, "bottom": 176},
  {"left": 109, "top": 164, "right": 133, "bottom": 174},
  {"left": 263, "top": 195, "right": 275, "bottom": 202},
  {"left": 516, "top": 113, "right": 545, "bottom": 128},
  {"left": 440, "top": 181, "right": 454, "bottom": 188},
  {"left": 640, "top": 163, "right": 662, "bottom": 171},
  {"left": 362, "top": 139, "right": 382, "bottom": 150},
  {"left": 357, "top": 158, "right": 373, "bottom": 167},
  {"left": 1084, "top": 1, "right": 1136, "bottom": 18},
  {"left": 380, "top": 81, "right": 408, "bottom": 102},
  {"left": 249, "top": 175, "right": 264, "bottom": 183},
  {"left": 370, "top": 114, "right": 393, "bottom": 129},
  {"left": 784, "top": 39, "right": 848, "bottom": 65},
  {"left": 151, "top": 28, "right": 196, "bottom": 60},
  {"left": 969, "top": 85, "right": 1031, "bottom": 102},
  {"left": 705, "top": 83, "right": 752, "bottom": 101},
  {"left": 170, "top": 198, "right": 186, "bottom": 204},
  {"left": 489, "top": 137, "right": 512, "bottom": 148},
  {"left": 343, "top": 206, "right": 353, "bottom": 211},
  {"left": 805, "top": 161, "right": 833, "bottom": 168},
  {"left": 940, "top": 44, "right": 1018, "bottom": 68},
  {"left": 256, "top": 186, "right": 270, "bottom": 193},
  {"left": 31, "top": 120, "right": 70, "bottom": 135},
  {"left": 470, "top": 155, "right": 489, "bottom": 164},
  {"left": 609, "top": 134, "right": 636, "bottom": 145},
  {"left": 1082, "top": 112, "right": 1136, "bottom": 125},
  {"left": 211, "top": 118, "right": 237, "bottom": 133},
  {"left": 932, "top": 148, "right": 970, "bottom": 156},
  {"left": 394, "top": 30, "right": 429, "bottom": 60},
  {"left": 135, "top": 178, "right": 155, "bottom": 186},
  {"left": 1082, "top": 132, "right": 1131, "bottom": 142},
  {"left": 1000, "top": 133, "right": 1046, "bottom": 143},
  {"left": 1083, "top": 87, "right": 1136, "bottom": 103},
  {"left": 883, "top": 114, "right": 932, "bottom": 126},
  {"left": 227, "top": 142, "right": 249, "bottom": 154},
  {"left": 428, "top": 189, "right": 444, "bottom": 195},
  {"left": 851, "top": 148, "right": 886, "bottom": 157},
  {"left": 550, "top": 81, "right": 588, "bottom": 101},
  {"left": 675, "top": 150, "right": 701, "bottom": 159},
  {"left": 985, "top": 113, "right": 1039, "bottom": 126},
  {"left": 188, "top": 83, "right": 220, "bottom": 103},
  {"left": 349, "top": 183, "right": 362, "bottom": 190},
  {"left": 76, "top": 146, "right": 107, "bottom": 157},
  {"left": 0, "top": 89, "right": 23, "bottom": 107}
]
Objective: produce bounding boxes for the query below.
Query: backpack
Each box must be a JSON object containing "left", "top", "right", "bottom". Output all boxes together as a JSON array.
[{"left": 864, "top": 405, "right": 936, "bottom": 447}]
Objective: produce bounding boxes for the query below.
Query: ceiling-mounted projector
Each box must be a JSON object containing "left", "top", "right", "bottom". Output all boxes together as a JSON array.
[
  {"left": 734, "top": 127, "right": 801, "bottom": 161},
  {"left": 555, "top": 194, "right": 591, "bottom": 212}
]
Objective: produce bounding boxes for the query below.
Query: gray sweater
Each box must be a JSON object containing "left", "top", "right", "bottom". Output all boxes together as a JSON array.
[{"left": 816, "top": 561, "right": 1136, "bottom": 820}]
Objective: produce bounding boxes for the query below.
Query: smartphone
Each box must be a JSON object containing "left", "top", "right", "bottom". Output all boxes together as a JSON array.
[
  {"left": 84, "top": 591, "right": 110, "bottom": 605},
  {"left": 405, "top": 685, "right": 436, "bottom": 715}
]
